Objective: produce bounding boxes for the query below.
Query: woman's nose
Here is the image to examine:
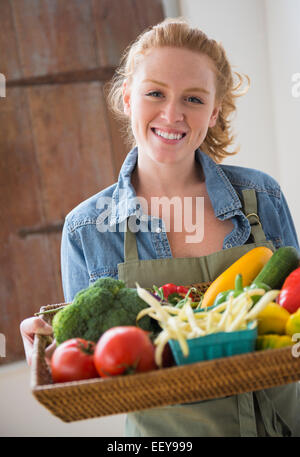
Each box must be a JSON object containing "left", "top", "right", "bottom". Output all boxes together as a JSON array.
[{"left": 160, "top": 101, "right": 184, "bottom": 123}]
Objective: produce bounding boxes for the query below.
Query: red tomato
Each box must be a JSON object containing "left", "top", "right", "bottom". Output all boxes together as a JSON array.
[
  {"left": 94, "top": 326, "right": 157, "bottom": 377},
  {"left": 51, "top": 338, "right": 99, "bottom": 383}
]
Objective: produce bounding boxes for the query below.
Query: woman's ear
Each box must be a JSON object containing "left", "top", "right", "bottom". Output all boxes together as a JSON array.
[
  {"left": 122, "top": 81, "right": 131, "bottom": 116},
  {"left": 208, "top": 104, "right": 221, "bottom": 128}
]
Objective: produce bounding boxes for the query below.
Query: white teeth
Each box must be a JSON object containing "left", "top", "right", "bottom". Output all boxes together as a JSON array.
[{"left": 154, "top": 129, "right": 184, "bottom": 140}]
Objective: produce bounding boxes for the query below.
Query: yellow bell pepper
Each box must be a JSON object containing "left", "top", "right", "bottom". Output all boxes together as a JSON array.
[
  {"left": 257, "top": 302, "right": 290, "bottom": 335},
  {"left": 201, "top": 246, "right": 273, "bottom": 308},
  {"left": 285, "top": 308, "right": 300, "bottom": 337},
  {"left": 256, "top": 334, "right": 293, "bottom": 350}
]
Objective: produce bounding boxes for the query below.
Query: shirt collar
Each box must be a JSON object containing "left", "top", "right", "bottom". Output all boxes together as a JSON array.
[
  {"left": 110, "top": 146, "right": 243, "bottom": 226},
  {"left": 110, "top": 147, "right": 140, "bottom": 225},
  {"left": 195, "top": 149, "right": 242, "bottom": 217}
]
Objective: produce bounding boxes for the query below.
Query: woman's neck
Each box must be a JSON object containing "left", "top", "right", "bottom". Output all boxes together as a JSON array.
[{"left": 131, "top": 157, "right": 205, "bottom": 198}]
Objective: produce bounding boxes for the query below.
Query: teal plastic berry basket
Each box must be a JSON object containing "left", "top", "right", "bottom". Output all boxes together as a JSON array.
[{"left": 169, "top": 323, "right": 258, "bottom": 366}]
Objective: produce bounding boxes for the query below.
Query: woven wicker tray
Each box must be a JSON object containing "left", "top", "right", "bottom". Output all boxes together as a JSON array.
[{"left": 31, "top": 302, "right": 300, "bottom": 423}]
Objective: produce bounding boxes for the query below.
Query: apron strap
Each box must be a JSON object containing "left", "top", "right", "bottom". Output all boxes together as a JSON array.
[
  {"left": 241, "top": 189, "right": 267, "bottom": 244},
  {"left": 124, "top": 216, "right": 139, "bottom": 261}
]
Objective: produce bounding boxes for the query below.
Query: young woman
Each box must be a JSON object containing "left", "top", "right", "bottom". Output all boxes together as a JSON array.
[{"left": 20, "top": 18, "right": 299, "bottom": 437}]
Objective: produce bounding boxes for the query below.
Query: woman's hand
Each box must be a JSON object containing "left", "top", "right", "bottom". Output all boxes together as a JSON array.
[{"left": 20, "top": 316, "right": 56, "bottom": 366}]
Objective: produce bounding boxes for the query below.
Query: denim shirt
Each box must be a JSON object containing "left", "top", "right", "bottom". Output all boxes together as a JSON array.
[{"left": 61, "top": 147, "right": 299, "bottom": 302}]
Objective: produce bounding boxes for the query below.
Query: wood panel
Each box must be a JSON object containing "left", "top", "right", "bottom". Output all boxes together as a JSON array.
[
  {"left": 27, "top": 82, "right": 116, "bottom": 220},
  {"left": 0, "top": 87, "right": 58, "bottom": 362},
  {"left": 0, "top": 0, "right": 165, "bottom": 364},
  {"left": 0, "top": 1, "right": 22, "bottom": 79},
  {"left": 92, "top": 0, "right": 162, "bottom": 66},
  {"left": 11, "top": 0, "right": 99, "bottom": 77}
]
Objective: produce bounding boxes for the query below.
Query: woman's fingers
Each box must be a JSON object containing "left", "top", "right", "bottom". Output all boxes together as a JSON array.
[
  {"left": 20, "top": 317, "right": 53, "bottom": 339},
  {"left": 20, "top": 317, "right": 53, "bottom": 366}
]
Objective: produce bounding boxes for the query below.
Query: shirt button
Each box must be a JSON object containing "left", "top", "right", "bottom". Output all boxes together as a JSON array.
[
  {"left": 225, "top": 243, "right": 232, "bottom": 248},
  {"left": 156, "top": 227, "right": 162, "bottom": 233}
]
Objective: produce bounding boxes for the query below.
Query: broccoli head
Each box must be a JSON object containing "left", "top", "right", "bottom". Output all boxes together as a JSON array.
[
  {"left": 91, "top": 277, "right": 125, "bottom": 295},
  {"left": 52, "top": 278, "right": 158, "bottom": 345}
]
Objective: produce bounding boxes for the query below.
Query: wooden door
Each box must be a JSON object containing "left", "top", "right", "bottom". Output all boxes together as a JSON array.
[{"left": 0, "top": 0, "right": 165, "bottom": 364}]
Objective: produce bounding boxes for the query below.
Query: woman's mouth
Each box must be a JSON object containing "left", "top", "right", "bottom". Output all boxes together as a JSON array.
[{"left": 151, "top": 128, "right": 186, "bottom": 144}]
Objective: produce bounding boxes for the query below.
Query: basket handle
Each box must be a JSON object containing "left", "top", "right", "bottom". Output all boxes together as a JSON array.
[
  {"left": 30, "top": 303, "right": 70, "bottom": 389},
  {"left": 30, "top": 332, "right": 53, "bottom": 388}
]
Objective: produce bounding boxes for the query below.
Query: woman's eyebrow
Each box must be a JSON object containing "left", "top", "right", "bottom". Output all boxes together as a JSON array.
[
  {"left": 185, "top": 87, "right": 210, "bottom": 95},
  {"left": 142, "top": 79, "right": 210, "bottom": 94}
]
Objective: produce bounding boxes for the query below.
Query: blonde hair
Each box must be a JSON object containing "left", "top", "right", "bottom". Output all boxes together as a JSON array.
[{"left": 105, "top": 17, "right": 250, "bottom": 163}]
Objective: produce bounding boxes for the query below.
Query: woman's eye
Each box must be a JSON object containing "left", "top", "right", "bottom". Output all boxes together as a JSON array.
[
  {"left": 186, "top": 96, "right": 203, "bottom": 104},
  {"left": 145, "top": 92, "right": 203, "bottom": 104},
  {"left": 145, "top": 91, "right": 163, "bottom": 98}
]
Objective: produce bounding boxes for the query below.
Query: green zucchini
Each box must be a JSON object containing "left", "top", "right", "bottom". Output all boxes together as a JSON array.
[{"left": 252, "top": 246, "right": 300, "bottom": 290}]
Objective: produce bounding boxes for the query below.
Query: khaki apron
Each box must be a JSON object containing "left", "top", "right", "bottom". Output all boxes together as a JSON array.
[{"left": 117, "top": 189, "right": 299, "bottom": 437}]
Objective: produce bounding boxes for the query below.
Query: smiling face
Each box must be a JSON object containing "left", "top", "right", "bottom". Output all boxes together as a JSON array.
[{"left": 123, "top": 46, "right": 220, "bottom": 167}]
